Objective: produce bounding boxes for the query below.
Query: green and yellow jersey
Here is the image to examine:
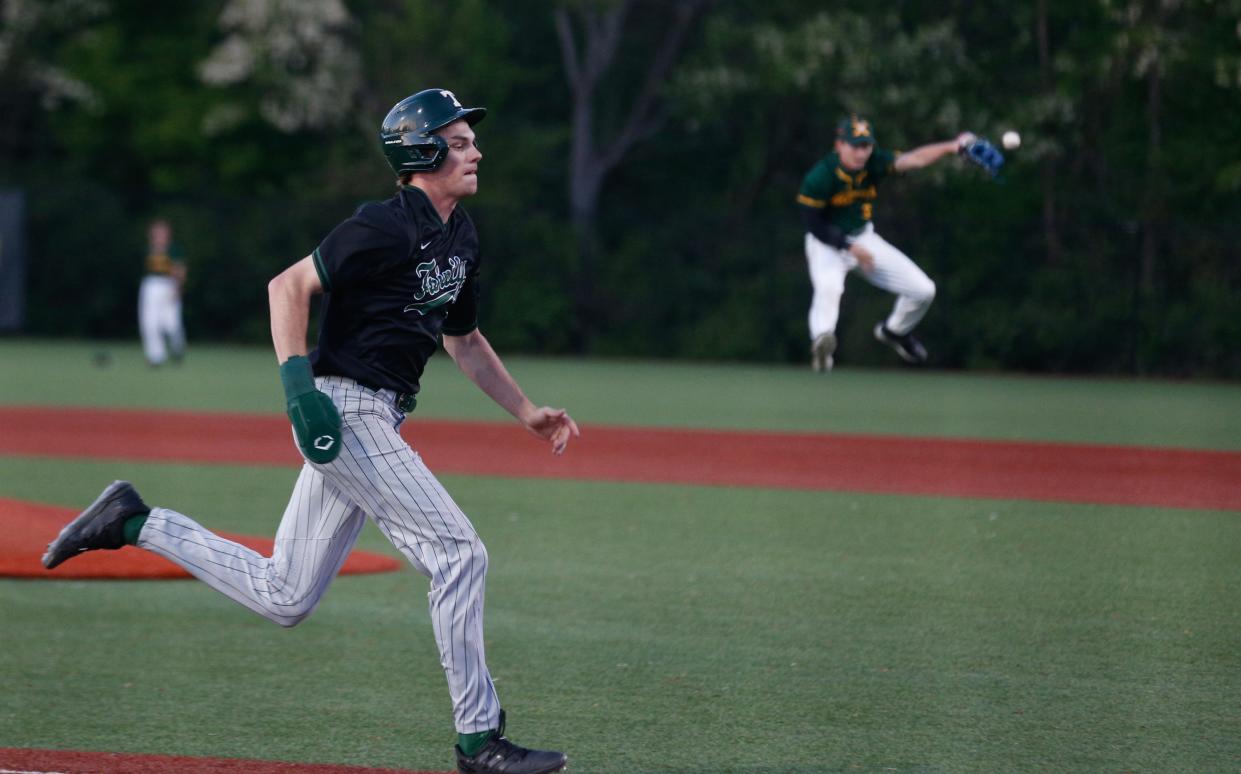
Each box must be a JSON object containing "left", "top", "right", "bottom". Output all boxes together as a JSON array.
[
  {"left": 797, "top": 148, "right": 899, "bottom": 237},
  {"left": 145, "top": 244, "right": 185, "bottom": 276}
]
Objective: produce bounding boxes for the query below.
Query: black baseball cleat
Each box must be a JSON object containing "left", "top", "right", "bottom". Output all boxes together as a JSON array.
[
  {"left": 873, "top": 322, "right": 928, "bottom": 364},
  {"left": 456, "top": 711, "right": 567, "bottom": 774},
  {"left": 42, "top": 481, "right": 149, "bottom": 569}
]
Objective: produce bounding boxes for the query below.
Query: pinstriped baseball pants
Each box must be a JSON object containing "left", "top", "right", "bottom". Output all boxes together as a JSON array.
[{"left": 137, "top": 375, "right": 500, "bottom": 733}]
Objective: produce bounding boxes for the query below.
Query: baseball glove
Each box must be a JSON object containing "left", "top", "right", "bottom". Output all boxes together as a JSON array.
[{"left": 959, "top": 136, "right": 1005, "bottom": 177}]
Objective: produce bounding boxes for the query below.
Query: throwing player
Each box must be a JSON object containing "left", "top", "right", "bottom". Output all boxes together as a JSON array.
[
  {"left": 798, "top": 115, "right": 977, "bottom": 371},
  {"left": 138, "top": 218, "right": 187, "bottom": 366},
  {"left": 43, "top": 89, "right": 576, "bottom": 774}
]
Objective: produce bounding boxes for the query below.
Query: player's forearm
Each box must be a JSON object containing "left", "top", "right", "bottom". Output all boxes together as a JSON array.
[
  {"left": 893, "top": 140, "right": 959, "bottom": 172},
  {"left": 268, "top": 257, "right": 321, "bottom": 364},
  {"left": 444, "top": 331, "right": 538, "bottom": 421},
  {"left": 269, "top": 282, "right": 311, "bottom": 363}
]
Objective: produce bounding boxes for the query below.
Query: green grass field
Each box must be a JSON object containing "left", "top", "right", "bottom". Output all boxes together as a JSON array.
[
  {"left": 2, "top": 340, "right": 1239, "bottom": 772},
  {"left": 3, "top": 339, "right": 1239, "bottom": 448}
]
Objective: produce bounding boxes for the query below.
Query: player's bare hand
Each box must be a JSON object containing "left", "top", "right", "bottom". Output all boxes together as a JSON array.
[
  {"left": 522, "top": 407, "right": 580, "bottom": 455},
  {"left": 850, "top": 243, "right": 875, "bottom": 273}
]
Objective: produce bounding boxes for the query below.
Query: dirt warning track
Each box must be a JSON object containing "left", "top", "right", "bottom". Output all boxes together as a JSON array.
[{"left": 1, "top": 406, "right": 1237, "bottom": 511}]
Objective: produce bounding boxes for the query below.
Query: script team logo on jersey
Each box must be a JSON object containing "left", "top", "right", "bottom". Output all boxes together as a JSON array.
[{"left": 404, "top": 256, "right": 467, "bottom": 315}]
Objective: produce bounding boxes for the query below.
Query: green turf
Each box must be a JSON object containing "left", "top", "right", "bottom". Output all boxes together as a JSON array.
[
  {"left": 1, "top": 457, "right": 1239, "bottom": 772},
  {"left": 2, "top": 340, "right": 1240, "bottom": 772},
  {"left": 2, "top": 338, "right": 1238, "bottom": 448}
]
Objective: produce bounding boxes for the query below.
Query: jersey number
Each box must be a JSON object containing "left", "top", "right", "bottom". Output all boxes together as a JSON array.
[{"left": 862, "top": 203, "right": 873, "bottom": 220}]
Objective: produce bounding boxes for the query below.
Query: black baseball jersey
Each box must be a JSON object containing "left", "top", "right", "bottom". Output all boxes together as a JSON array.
[{"left": 309, "top": 184, "right": 480, "bottom": 396}]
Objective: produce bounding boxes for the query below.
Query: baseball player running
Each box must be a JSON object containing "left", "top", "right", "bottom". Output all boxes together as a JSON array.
[
  {"left": 43, "top": 88, "right": 577, "bottom": 774},
  {"left": 138, "top": 218, "right": 188, "bottom": 366},
  {"left": 798, "top": 115, "right": 980, "bottom": 371}
]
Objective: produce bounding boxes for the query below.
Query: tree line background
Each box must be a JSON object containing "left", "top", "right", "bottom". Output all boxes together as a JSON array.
[{"left": 2, "top": 0, "right": 1238, "bottom": 376}]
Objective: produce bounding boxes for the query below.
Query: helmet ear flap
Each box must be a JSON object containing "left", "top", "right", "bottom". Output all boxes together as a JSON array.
[
  {"left": 384, "top": 133, "right": 449, "bottom": 174},
  {"left": 406, "top": 134, "right": 449, "bottom": 171}
]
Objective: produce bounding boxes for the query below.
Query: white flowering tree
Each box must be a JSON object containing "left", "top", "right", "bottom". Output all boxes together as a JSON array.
[{"left": 198, "top": 0, "right": 361, "bottom": 135}]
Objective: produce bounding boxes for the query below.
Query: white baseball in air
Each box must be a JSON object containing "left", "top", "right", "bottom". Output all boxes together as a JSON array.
[{"left": 1002, "top": 130, "right": 1021, "bottom": 150}]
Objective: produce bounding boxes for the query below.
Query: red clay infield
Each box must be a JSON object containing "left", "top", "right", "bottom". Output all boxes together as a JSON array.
[
  {"left": 0, "top": 747, "right": 443, "bottom": 774},
  {"left": 1, "top": 405, "right": 1238, "bottom": 511},
  {"left": 0, "top": 495, "right": 401, "bottom": 579}
]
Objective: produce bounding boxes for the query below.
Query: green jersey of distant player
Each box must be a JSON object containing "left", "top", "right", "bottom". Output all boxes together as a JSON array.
[{"left": 797, "top": 144, "right": 898, "bottom": 236}]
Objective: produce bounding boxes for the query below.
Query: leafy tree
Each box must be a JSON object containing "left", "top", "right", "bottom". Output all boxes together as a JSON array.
[
  {"left": 552, "top": 0, "right": 707, "bottom": 350},
  {"left": 0, "top": 0, "right": 108, "bottom": 175},
  {"left": 1, "top": 0, "right": 1236, "bottom": 375}
]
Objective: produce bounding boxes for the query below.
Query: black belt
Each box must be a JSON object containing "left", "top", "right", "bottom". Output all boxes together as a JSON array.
[
  {"left": 350, "top": 377, "right": 417, "bottom": 414},
  {"left": 395, "top": 392, "right": 417, "bottom": 414}
]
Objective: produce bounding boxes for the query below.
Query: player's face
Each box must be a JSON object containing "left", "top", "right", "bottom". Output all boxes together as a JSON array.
[
  {"left": 148, "top": 221, "right": 171, "bottom": 250},
  {"left": 434, "top": 119, "right": 482, "bottom": 199},
  {"left": 835, "top": 140, "right": 874, "bottom": 171}
]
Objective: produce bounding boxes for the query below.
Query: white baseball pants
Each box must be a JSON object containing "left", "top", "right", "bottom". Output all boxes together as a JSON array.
[
  {"left": 138, "top": 274, "right": 185, "bottom": 365},
  {"left": 805, "top": 223, "right": 936, "bottom": 340},
  {"left": 136, "top": 376, "right": 500, "bottom": 733}
]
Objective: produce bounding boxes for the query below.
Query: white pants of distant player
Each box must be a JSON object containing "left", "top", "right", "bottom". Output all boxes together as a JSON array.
[
  {"left": 805, "top": 222, "right": 936, "bottom": 344},
  {"left": 138, "top": 274, "right": 185, "bottom": 365},
  {"left": 133, "top": 376, "right": 501, "bottom": 734}
]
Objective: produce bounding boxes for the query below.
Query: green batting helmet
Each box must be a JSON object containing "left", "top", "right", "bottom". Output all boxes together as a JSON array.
[{"left": 380, "top": 89, "right": 486, "bottom": 175}]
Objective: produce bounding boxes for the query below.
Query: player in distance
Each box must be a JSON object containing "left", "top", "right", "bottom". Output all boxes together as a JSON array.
[{"left": 798, "top": 114, "right": 991, "bottom": 371}]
